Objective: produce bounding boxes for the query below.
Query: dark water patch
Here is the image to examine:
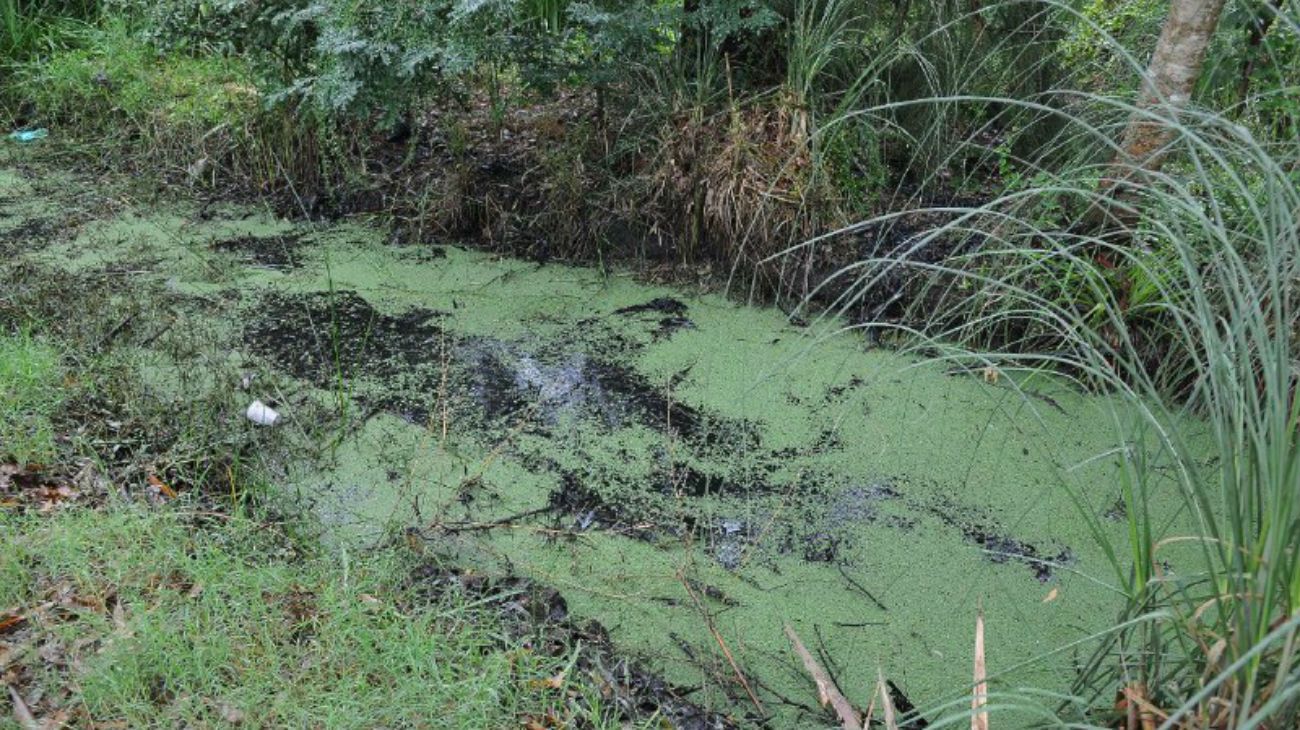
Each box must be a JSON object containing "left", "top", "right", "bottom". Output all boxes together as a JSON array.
[
  {"left": 799, "top": 531, "right": 842, "bottom": 563},
  {"left": 661, "top": 462, "right": 772, "bottom": 499},
  {"left": 458, "top": 340, "right": 620, "bottom": 428},
  {"left": 457, "top": 339, "right": 527, "bottom": 423},
  {"left": 614, "top": 297, "right": 688, "bottom": 317},
  {"left": 654, "top": 315, "right": 696, "bottom": 339},
  {"left": 922, "top": 495, "right": 1073, "bottom": 582},
  {"left": 589, "top": 362, "right": 763, "bottom": 453},
  {"left": 589, "top": 361, "right": 703, "bottom": 437},
  {"left": 546, "top": 468, "right": 629, "bottom": 533},
  {"left": 513, "top": 453, "right": 665, "bottom": 539},
  {"left": 0, "top": 216, "right": 61, "bottom": 254},
  {"left": 825, "top": 481, "right": 902, "bottom": 527},
  {"left": 243, "top": 290, "right": 447, "bottom": 387},
  {"left": 357, "top": 392, "right": 436, "bottom": 426},
  {"left": 459, "top": 339, "right": 759, "bottom": 450},
  {"left": 212, "top": 233, "right": 305, "bottom": 270},
  {"left": 824, "top": 375, "right": 865, "bottom": 402},
  {"left": 710, "top": 517, "right": 755, "bottom": 570},
  {"left": 774, "top": 479, "right": 906, "bottom": 566},
  {"left": 613, "top": 298, "right": 695, "bottom": 340}
]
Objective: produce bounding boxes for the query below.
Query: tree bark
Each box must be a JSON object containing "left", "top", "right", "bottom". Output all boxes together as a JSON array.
[{"left": 1088, "top": 0, "right": 1229, "bottom": 229}]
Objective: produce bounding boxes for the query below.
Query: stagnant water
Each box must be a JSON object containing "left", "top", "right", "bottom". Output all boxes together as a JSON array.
[{"left": 1, "top": 158, "right": 1198, "bottom": 727}]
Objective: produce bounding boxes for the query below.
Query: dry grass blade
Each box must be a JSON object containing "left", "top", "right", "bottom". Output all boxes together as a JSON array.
[
  {"left": 877, "top": 669, "right": 899, "bottom": 730},
  {"left": 784, "top": 623, "right": 861, "bottom": 729},
  {"left": 7, "top": 685, "right": 39, "bottom": 730},
  {"left": 972, "top": 606, "right": 987, "bottom": 730}
]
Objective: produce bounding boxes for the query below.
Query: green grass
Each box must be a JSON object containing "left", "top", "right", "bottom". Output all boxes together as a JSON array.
[
  {"left": 15, "top": 21, "right": 261, "bottom": 132},
  {"left": 0, "top": 0, "right": 96, "bottom": 63},
  {"left": 0, "top": 330, "right": 63, "bottom": 466},
  {"left": 1, "top": 506, "right": 628, "bottom": 728}
]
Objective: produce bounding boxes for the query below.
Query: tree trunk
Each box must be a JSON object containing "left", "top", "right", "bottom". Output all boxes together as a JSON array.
[{"left": 1088, "top": 0, "right": 1228, "bottom": 229}]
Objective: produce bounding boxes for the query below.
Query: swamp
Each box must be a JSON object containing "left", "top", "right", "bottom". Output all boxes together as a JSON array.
[{"left": 2, "top": 1, "right": 1298, "bottom": 728}]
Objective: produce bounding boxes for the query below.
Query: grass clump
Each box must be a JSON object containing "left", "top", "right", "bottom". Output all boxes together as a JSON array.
[
  {"left": 1, "top": 506, "right": 618, "bottom": 728},
  {"left": 0, "top": 330, "right": 63, "bottom": 467},
  {"left": 19, "top": 22, "right": 261, "bottom": 132},
  {"left": 0, "top": 0, "right": 97, "bottom": 61},
  {"left": 7, "top": 19, "right": 318, "bottom": 195}
]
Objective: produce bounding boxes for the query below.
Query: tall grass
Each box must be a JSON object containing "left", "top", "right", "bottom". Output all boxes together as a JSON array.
[
  {"left": 782, "top": 0, "right": 869, "bottom": 146},
  {"left": 776, "top": 2, "right": 1300, "bottom": 725},
  {"left": 0, "top": 0, "right": 97, "bottom": 60}
]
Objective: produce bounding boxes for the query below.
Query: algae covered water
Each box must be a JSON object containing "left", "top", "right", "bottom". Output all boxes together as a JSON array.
[{"left": 1, "top": 159, "right": 1194, "bottom": 727}]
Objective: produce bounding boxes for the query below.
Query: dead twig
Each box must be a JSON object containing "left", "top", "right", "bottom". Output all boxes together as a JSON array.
[
  {"left": 679, "top": 573, "right": 766, "bottom": 719},
  {"left": 837, "top": 564, "right": 888, "bottom": 612},
  {"left": 433, "top": 504, "right": 558, "bottom": 533}
]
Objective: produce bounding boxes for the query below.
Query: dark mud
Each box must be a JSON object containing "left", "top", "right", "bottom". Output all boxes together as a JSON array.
[
  {"left": 410, "top": 562, "right": 737, "bottom": 730},
  {"left": 242, "top": 290, "right": 448, "bottom": 418},
  {"left": 211, "top": 233, "right": 306, "bottom": 270},
  {"left": 0, "top": 216, "right": 62, "bottom": 255}
]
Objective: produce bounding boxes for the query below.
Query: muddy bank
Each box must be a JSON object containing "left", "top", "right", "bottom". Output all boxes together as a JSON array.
[{"left": 0, "top": 155, "right": 1201, "bottom": 728}]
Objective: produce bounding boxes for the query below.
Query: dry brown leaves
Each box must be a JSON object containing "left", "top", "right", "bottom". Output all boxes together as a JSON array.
[
  {"left": 2, "top": 579, "right": 116, "bottom": 728},
  {"left": 0, "top": 463, "right": 79, "bottom": 513},
  {"left": 1115, "top": 683, "right": 1164, "bottom": 730}
]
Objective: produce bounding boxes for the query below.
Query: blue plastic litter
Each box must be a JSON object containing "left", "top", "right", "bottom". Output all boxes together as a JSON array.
[{"left": 7, "top": 128, "right": 49, "bottom": 143}]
